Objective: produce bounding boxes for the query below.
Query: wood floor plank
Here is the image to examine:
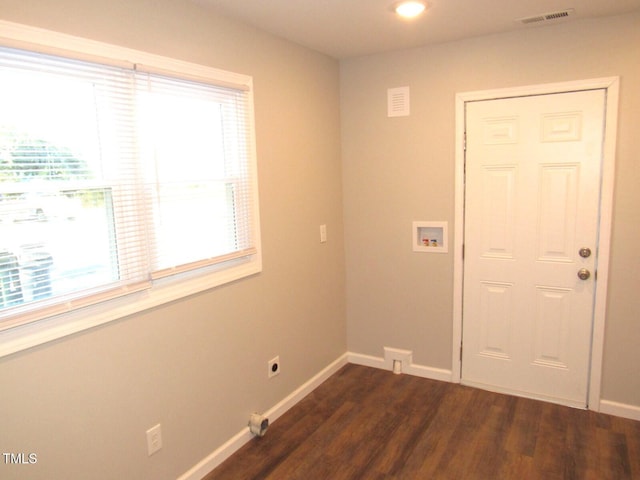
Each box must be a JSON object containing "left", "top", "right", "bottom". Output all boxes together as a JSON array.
[
  {"left": 497, "top": 451, "right": 535, "bottom": 480},
  {"left": 505, "top": 396, "right": 543, "bottom": 457},
  {"left": 624, "top": 417, "right": 640, "bottom": 478},
  {"left": 203, "top": 364, "right": 640, "bottom": 480},
  {"left": 414, "top": 386, "right": 476, "bottom": 477}
]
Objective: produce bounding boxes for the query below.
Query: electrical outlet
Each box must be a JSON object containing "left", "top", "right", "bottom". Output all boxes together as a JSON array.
[
  {"left": 268, "top": 356, "right": 280, "bottom": 378},
  {"left": 146, "top": 424, "right": 162, "bottom": 456}
]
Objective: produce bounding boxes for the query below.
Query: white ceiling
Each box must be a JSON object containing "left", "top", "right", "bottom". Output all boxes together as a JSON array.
[{"left": 192, "top": 0, "right": 640, "bottom": 59}]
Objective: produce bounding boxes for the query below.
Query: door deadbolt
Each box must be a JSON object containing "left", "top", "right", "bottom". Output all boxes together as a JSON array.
[
  {"left": 577, "top": 268, "right": 591, "bottom": 280},
  {"left": 579, "top": 247, "right": 592, "bottom": 258}
]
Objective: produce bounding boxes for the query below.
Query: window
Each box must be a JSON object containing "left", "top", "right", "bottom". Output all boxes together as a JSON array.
[{"left": 0, "top": 28, "right": 261, "bottom": 343}]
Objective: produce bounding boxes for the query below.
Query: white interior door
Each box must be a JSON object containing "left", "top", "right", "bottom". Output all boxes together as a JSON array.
[{"left": 461, "top": 89, "right": 606, "bottom": 408}]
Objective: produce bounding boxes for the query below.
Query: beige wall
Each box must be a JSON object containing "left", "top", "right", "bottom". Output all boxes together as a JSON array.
[
  {"left": 0, "top": 1, "right": 345, "bottom": 479},
  {"left": 341, "top": 13, "right": 640, "bottom": 406},
  {"left": 1, "top": 2, "right": 639, "bottom": 478}
]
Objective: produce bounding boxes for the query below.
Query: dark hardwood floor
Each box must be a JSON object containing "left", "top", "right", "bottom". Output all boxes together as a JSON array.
[{"left": 204, "top": 364, "right": 640, "bottom": 480}]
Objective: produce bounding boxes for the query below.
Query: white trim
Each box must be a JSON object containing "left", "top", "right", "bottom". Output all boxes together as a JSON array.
[
  {"left": 451, "top": 91, "right": 466, "bottom": 383},
  {"left": 588, "top": 79, "right": 619, "bottom": 411},
  {"left": 348, "top": 351, "right": 453, "bottom": 382},
  {"left": 452, "top": 77, "right": 620, "bottom": 410},
  {"left": 177, "top": 353, "right": 349, "bottom": 480},
  {"left": 0, "top": 20, "right": 251, "bottom": 89},
  {"left": 0, "top": 21, "right": 262, "bottom": 358},
  {"left": 0, "top": 259, "right": 261, "bottom": 358},
  {"left": 347, "top": 352, "right": 384, "bottom": 369},
  {"left": 599, "top": 399, "right": 640, "bottom": 422},
  {"left": 407, "top": 363, "right": 454, "bottom": 382}
]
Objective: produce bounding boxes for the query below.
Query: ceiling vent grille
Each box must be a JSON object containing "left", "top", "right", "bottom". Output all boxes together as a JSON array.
[{"left": 518, "top": 9, "right": 574, "bottom": 25}]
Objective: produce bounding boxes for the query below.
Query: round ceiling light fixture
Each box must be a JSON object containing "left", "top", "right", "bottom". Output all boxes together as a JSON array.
[{"left": 395, "top": 1, "right": 427, "bottom": 18}]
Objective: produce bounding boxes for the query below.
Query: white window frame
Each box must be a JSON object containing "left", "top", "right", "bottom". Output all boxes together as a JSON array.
[{"left": 0, "top": 20, "right": 262, "bottom": 358}]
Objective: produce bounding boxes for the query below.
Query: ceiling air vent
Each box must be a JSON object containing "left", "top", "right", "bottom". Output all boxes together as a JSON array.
[{"left": 518, "top": 9, "right": 574, "bottom": 25}]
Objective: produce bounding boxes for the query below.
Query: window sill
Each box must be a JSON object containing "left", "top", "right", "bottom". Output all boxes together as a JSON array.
[{"left": 0, "top": 256, "right": 261, "bottom": 358}]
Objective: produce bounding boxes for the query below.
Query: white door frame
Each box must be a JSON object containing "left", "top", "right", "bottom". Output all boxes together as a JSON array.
[{"left": 452, "top": 77, "right": 619, "bottom": 411}]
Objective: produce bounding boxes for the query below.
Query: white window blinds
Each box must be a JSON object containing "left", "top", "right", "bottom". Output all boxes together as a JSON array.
[
  {"left": 0, "top": 45, "right": 259, "bottom": 329},
  {"left": 135, "top": 71, "right": 257, "bottom": 278}
]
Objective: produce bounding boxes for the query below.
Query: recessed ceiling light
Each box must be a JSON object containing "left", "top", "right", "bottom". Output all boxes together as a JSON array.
[{"left": 395, "top": 1, "right": 427, "bottom": 18}]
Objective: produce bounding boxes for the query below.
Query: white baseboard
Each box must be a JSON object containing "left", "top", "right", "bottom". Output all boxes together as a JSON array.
[
  {"left": 346, "top": 352, "right": 640, "bottom": 421},
  {"left": 346, "top": 351, "right": 385, "bottom": 369},
  {"left": 177, "top": 353, "right": 349, "bottom": 480},
  {"left": 407, "top": 362, "right": 454, "bottom": 383},
  {"left": 599, "top": 399, "right": 640, "bottom": 421},
  {"left": 348, "top": 351, "right": 453, "bottom": 383}
]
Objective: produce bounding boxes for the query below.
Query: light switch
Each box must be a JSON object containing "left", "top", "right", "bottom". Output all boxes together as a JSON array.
[{"left": 320, "top": 224, "right": 327, "bottom": 243}]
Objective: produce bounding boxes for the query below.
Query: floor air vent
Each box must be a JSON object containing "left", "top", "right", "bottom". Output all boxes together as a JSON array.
[{"left": 518, "top": 9, "right": 574, "bottom": 25}]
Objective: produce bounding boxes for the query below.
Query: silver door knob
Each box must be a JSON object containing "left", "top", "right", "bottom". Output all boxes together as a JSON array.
[
  {"left": 579, "top": 247, "right": 592, "bottom": 258},
  {"left": 577, "top": 268, "right": 591, "bottom": 280}
]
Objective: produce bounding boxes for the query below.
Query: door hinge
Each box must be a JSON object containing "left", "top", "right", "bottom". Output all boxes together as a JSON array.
[
  {"left": 463, "top": 131, "right": 467, "bottom": 151},
  {"left": 462, "top": 243, "right": 465, "bottom": 260},
  {"left": 460, "top": 343, "right": 463, "bottom": 362}
]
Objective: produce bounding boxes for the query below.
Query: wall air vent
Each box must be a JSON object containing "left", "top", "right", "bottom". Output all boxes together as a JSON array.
[
  {"left": 517, "top": 9, "right": 574, "bottom": 25},
  {"left": 387, "top": 86, "right": 410, "bottom": 118}
]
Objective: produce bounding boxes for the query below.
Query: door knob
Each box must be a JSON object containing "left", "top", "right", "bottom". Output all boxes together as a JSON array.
[
  {"left": 577, "top": 268, "right": 591, "bottom": 280},
  {"left": 579, "top": 247, "right": 592, "bottom": 258}
]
